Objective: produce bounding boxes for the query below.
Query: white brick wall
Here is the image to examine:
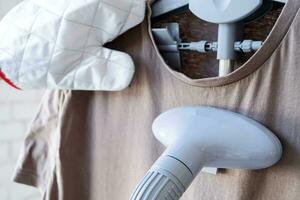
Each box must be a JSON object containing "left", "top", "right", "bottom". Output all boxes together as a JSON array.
[
  {"left": 0, "top": 82, "right": 44, "bottom": 200},
  {"left": 0, "top": 1, "right": 43, "bottom": 199},
  {"left": 0, "top": 1, "right": 44, "bottom": 199}
]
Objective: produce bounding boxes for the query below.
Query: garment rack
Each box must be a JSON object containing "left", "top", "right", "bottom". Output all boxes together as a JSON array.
[{"left": 151, "top": 0, "right": 287, "bottom": 76}]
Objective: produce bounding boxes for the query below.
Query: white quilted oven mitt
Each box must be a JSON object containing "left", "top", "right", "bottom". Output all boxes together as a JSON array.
[{"left": 0, "top": 0, "right": 145, "bottom": 90}]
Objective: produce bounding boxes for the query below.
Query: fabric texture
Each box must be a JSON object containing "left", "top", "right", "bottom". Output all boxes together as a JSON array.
[
  {"left": 13, "top": 0, "right": 300, "bottom": 199},
  {"left": 0, "top": 0, "right": 145, "bottom": 90}
]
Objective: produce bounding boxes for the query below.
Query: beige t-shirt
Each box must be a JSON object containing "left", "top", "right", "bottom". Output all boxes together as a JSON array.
[{"left": 13, "top": 0, "right": 300, "bottom": 199}]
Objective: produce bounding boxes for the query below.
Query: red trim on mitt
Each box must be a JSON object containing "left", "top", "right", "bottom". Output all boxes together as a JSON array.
[{"left": 0, "top": 69, "right": 21, "bottom": 90}]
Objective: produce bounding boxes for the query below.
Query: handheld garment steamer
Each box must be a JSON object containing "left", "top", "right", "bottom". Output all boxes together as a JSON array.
[
  {"left": 131, "top": 1, "right": 283, "bottom": 199},
  {"left": 131, "top": 107, "right": 282, "bottom": 200}
]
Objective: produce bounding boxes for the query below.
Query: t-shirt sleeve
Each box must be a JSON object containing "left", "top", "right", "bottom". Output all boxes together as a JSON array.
[{"left": 12, "top": 90, "right": 70, "bottom": 193}]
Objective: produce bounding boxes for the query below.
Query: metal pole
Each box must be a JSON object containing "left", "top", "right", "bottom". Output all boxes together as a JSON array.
[
  {"left": 217, "top": 23, "right": 241, "bottom": 76},
  {"left": 219, "top": 60, "right": 234, "bottom": 77}
]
